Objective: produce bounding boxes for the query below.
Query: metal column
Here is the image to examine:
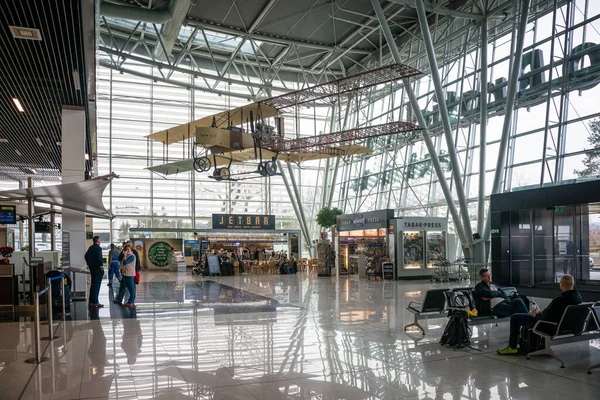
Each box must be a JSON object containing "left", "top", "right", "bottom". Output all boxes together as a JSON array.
[
  {"left": 414, "top": 0, "right": 474, "bottom": 251},
  {"left": 327, "top": 95, "right": 354, "bottom": 208},
  {"left": 278, "top": 161, "right": 313, "bottom": 258},
  {"left": 371, "top": 0, "right": 470, "bottom": 250},
  {"left": 286, "top": 162, "right": 313, "bottom": 246},
  {"left": 477, "top": 5, "right": 489, "bottom": 263},
  {"left": 483, "top": 0, "right": 531, "bottom": 243}
]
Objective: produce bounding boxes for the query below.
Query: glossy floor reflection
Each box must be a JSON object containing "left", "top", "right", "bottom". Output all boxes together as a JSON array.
[{"left": 2, "top": 272, "right": 600, "bottom": 399}]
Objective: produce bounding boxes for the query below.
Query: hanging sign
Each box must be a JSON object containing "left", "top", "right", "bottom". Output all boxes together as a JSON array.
[{"left": 212, "top": 214, "right": 275, "bottom": 230}]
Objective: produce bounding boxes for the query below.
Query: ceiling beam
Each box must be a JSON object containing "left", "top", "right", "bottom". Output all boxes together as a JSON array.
[{"left": 186, "top": 19, "right": 372, "bottom": 55}]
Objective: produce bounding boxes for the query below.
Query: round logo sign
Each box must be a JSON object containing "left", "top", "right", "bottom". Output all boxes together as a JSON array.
[{"left": 148, "top": 242, "right": 172, "bottom": 267}]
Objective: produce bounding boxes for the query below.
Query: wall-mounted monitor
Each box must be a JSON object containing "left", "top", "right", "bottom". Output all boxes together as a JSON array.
[{"left": 0, "top": 205, "right": 16, "bottom": 225}]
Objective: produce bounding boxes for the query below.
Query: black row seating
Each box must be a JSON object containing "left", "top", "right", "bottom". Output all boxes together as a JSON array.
[
  {"left": 588, "top": 303, "right": 600, "bottom": 374},
  {"left": 528, "top": 302, "right": 600, "bottom": 368},
  {"left": 405, "top": 289, "right": 448, "bottom": 334},
  {"left": 405, "top": 286, "right": 517, "bottom": 334}
]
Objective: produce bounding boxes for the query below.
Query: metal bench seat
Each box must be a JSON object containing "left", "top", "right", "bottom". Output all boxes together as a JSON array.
[
  {"left": 528, "top": 302, "right": 600, "bottom": 368},
  {"left": 404, "top": 286, "right": 517, "bottom": 334}
]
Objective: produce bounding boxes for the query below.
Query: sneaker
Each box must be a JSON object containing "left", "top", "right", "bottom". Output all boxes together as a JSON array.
[{"left": 497, "top": 346, "right": 518, "bottom": 355}]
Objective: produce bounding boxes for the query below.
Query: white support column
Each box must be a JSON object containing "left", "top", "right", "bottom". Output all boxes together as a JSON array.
[
  {"left": 62, "top": 106, "right": 88, "bottom": 299},
  {"left": 371, "top": 0, "right": 470, "bottom": 250}
]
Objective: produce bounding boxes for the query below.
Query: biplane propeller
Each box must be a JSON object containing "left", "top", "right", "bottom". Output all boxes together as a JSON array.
[{"left": 145, "top": 63, "right": 425, "bottom": 181}]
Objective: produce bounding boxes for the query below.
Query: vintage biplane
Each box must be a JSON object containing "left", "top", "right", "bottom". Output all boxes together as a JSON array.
[{"left": 146, "top": 63, "right": 424, "bottom": 181}]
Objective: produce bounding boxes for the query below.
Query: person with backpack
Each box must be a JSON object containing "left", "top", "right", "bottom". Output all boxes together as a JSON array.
[
  {"left": 497, "top": 274, "right": 582, "bottom": 355},
  {"left": 474, "top": 268, "right": 528, "bottom": 318},
  {"left": 85, "top": 236, "right": 105, "bottom": 308}
]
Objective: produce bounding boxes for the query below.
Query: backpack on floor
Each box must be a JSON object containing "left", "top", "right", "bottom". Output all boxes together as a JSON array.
[
  {"left": 440, "top": 310, "right": 472, "bottom": 348},
  {"left": 518, "top": 327, "right": 545, "bottom": 355}
]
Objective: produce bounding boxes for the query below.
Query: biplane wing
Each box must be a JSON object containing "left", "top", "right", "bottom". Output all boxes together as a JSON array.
[
  {"left": 146, "top": 102, "right": 278, "bottom": 145},
  {"left": 280, "top": 144, "right": 372, "bottom": 163},
  {"left": 147, "top": 145, "right": 372, "bottom": 176}
]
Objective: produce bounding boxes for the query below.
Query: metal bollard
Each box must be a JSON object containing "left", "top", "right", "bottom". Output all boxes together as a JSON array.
[
  {"left": 61, "top": 275, "right": 66, "bottom": 320},
  {"left": 42, "top": 277, "right": 60, "bottom": 341},
  {"left": 61, "top": 275, "right": 68, "bottom": 354},
  {"left": 25, "top": 291, "right": 49, "bottom": 364}
]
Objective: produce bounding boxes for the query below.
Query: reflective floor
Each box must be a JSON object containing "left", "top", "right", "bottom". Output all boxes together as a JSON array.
[{"left": 1, "top": 272, "right": 600, "bottom": 399}]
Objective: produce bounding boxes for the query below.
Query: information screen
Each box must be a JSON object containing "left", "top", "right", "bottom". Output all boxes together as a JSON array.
[{"left": 0, "top": 205, "right": 16, "bottom": 225}]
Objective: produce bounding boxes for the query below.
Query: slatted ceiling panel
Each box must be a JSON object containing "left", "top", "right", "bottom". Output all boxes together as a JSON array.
[{"left": 0, "top": 0, "right": 88, "bottom": 182}]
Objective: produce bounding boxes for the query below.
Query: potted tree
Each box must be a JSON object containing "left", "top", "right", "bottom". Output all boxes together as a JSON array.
[{"left": 315, "top": 207, "right": 342, "bottom": 276}]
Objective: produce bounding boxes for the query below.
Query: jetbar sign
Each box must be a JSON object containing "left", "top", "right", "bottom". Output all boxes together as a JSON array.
[{"left": 212, "top": 214, "right": 275, "bottom": 230}]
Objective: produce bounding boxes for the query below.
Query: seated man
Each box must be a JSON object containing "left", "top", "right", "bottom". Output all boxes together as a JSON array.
[
  {"left": 474, "top": 268, "right": 528, "bottom": 318},
  {"left": 497, "top": 274, "right": 582, "bottom": 355}
]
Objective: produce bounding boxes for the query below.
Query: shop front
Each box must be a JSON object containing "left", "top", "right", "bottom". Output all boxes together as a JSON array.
[
  {"left": 391, "top": 217, "right": 450, "bottom": 280},
  {"left": 335, "top": 209, "right": 395, "bottom": 278}
]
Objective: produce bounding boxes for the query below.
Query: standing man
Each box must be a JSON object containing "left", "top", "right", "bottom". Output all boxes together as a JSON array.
[
  {"left": 107, "top": 243, "right": 121, "bottom": 286},
  {"left": 85, "top": 236, "right": 105, "bottom": 308}
]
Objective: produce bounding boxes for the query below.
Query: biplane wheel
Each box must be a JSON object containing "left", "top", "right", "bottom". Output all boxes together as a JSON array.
[
  {"left": 193, "top": 156, "right": 211, "bottom": 172},
  {"left": 257, "top": 162, "right": 267, "bottom": 176},
  {"left": 216, "top": 167, "right": 231, "bottom": 180},
  {"left": 265, "top": 160, "right": 277, "bottom": 176}
]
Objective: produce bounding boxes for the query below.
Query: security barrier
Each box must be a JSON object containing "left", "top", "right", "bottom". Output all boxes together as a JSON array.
[{"left": 25, "top": 273, "right": 67, "bottom": 364}]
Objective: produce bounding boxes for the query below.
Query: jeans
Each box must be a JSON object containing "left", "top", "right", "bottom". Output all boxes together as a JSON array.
[
  {"left": 122, "top": 276, "right": 136, "bottom": 304},
  {"left": 116, "top": 276, "right": 135, "bottom": 304},
  {"left": 89, "top": 268, "right": 104, "bottom": 305},
  {"left": 492, "top": 298, "right": 529, "bottom": 318},
  {"left": 509, "top": 313, "right": 542, "bottom": 348},
  {"left": 108, "top": 261, "right": 121, "bottom": 282}
]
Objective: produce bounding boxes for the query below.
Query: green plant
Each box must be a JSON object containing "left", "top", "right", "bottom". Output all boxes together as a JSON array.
[
  {"left": 575, "top": 119, "right": 600, "bottom": 177},
  {"left": 316, "top": 207, "right": 343, "bottom": 229}
]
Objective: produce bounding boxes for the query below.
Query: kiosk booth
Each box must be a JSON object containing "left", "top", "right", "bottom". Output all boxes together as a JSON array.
[
  {"left": 391, "top": 217, "right": 452, "bottom": 280},
  {"left": 335, "top": 210, "right": 394, "bottom": 277}
]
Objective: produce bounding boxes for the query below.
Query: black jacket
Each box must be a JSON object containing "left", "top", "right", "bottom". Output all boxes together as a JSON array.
[
  {"left": 541, "top": 289, "right": 583, "bottom": 323},
  {"left": 473, "top": 281, "right": 507, "bottom": 316},
  {"left": 85, "top": 243, "right": 104, "bottom": 270}
]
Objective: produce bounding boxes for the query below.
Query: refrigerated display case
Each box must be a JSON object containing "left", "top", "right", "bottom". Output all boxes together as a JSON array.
[
  {"left": 403, "top": 231, "right": 424, "bottom": 269},
  {"left": 426, "top": 232, "right": 446, "bottom": 267}
]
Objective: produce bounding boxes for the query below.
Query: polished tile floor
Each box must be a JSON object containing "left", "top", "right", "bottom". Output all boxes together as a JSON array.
[{"left": 1, "top": 272, "right": 600, "bottom": 399}]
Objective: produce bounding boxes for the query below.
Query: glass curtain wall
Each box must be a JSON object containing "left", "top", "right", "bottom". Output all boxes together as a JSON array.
[
  {"left": 94, "top": 64, "right": 330, "bottom": 248},
  {"left": 331, "top": 0, "right": 600, "bottom": 242}
]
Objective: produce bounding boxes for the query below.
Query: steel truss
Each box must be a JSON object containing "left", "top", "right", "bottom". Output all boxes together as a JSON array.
[
  {"left": 260, "top": 64, "right": 423, "bottom": 110},
  {"left": 264, "top": 121, "right": 421, "bottom": 154}
]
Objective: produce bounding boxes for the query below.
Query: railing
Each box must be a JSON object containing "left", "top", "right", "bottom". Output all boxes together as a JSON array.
[{"left": 25, "top": 273, "right": 67, "bottom": 364}]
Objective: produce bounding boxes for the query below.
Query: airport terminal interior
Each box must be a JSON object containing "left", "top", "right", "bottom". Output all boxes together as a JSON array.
[{"left": 1, "top": 0, "right": 600, "bottom": 399}]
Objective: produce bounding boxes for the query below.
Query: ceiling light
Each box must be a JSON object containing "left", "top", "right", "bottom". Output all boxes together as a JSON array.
[
  {"left": 35, "top": 137, "right": 43, "bottom": 146},
  {"left": 72, "top": 70, "right": 81, "bottom": 91},
  {"left": 30, "top": 168, "right": 37, "bottom": 174},
  {"left": 56, "top": 141, "right": 62, "bottom": 146},
  {"left": 49, "top": 160, "right": 55, "bottom": 168},
  {"left": 85, "top": 153, "right": 90, "bottom": 160},
  {"left": 12, "top": 98, "right": 24, "bottom": 112},
  {"left": 0, "top": 138, "right": 8, "bottom": 143},
  {"left": 15, "top": 149, "right": 22, "bottom": 157}
]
